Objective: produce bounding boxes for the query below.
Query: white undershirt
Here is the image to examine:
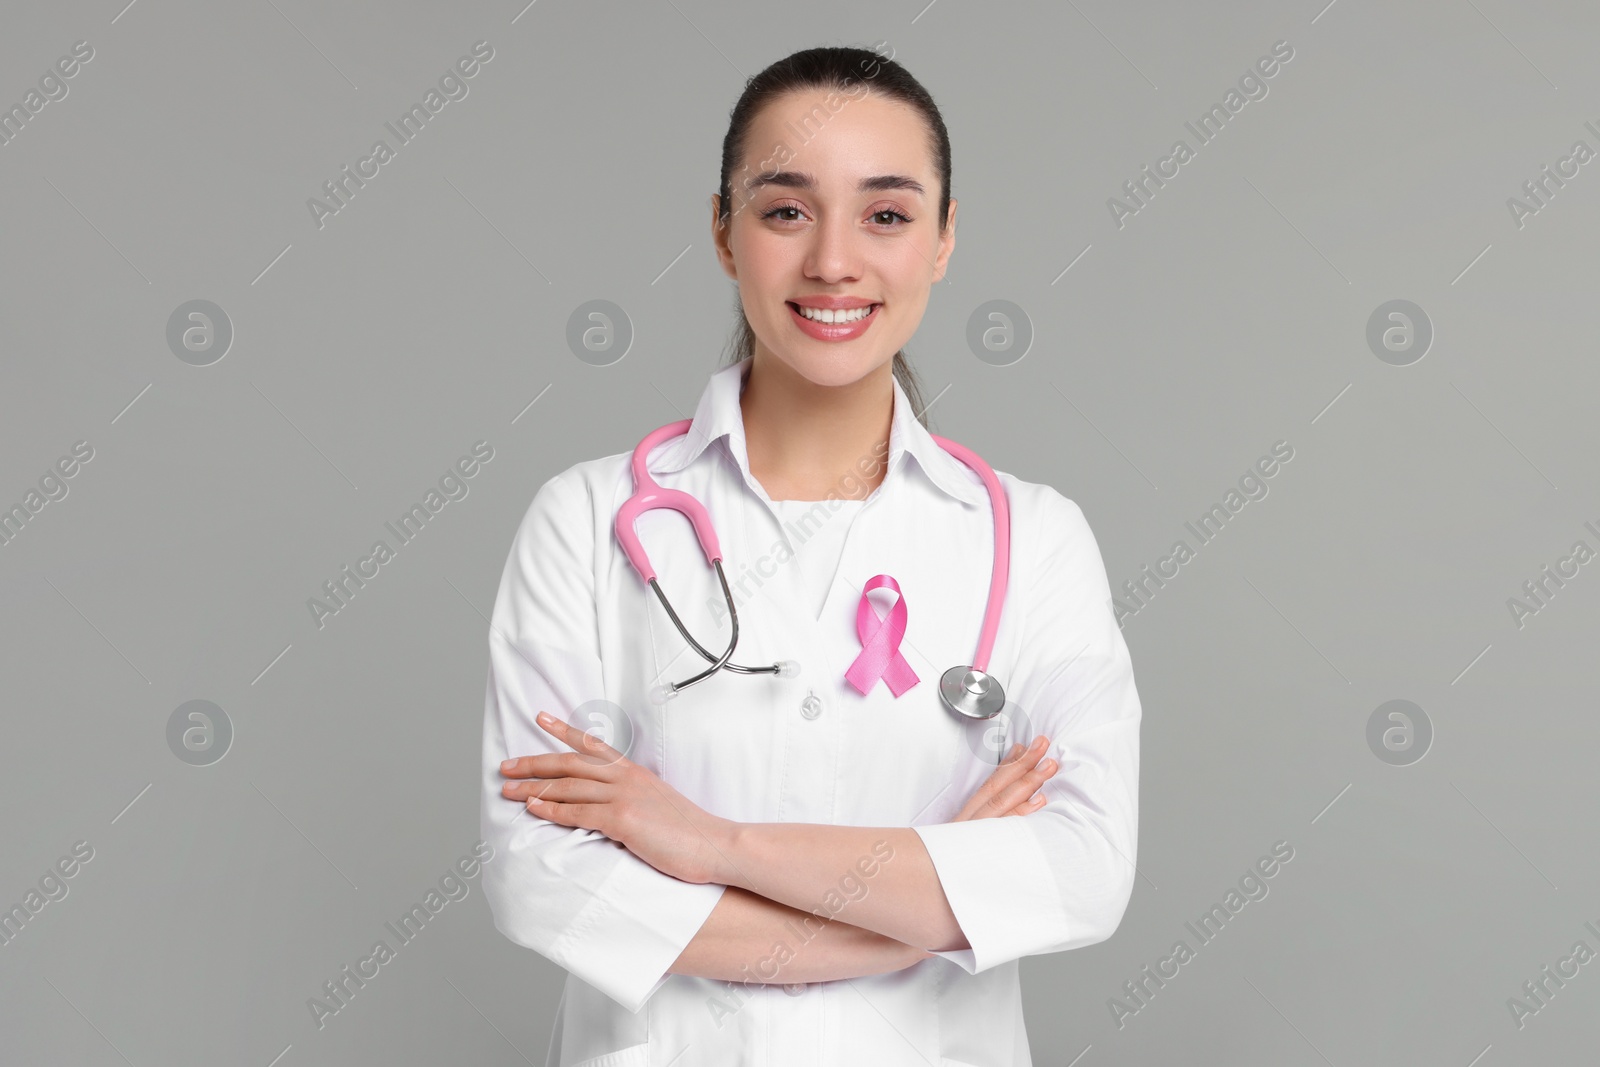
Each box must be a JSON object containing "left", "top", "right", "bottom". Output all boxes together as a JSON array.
[{"left": 770, "top": 498, "right": 866, "bottom": 616}]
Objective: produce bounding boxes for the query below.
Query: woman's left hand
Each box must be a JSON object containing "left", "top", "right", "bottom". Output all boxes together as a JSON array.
[{"left": 499, "top": 711, "right": 733, "bottom": 885}]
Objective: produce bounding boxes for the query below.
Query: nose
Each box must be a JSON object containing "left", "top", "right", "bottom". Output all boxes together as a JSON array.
[{"left": 803, "top": 214, "right": 863, "bottom": 283}]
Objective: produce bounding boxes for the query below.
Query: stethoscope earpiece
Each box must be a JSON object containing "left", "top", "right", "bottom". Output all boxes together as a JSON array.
[{"left": 649, "top": 661, "right": 800, "bottom": 704}]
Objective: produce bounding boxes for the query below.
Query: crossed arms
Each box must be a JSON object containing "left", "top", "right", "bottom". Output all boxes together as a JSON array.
[{"left": 496, "top": 718, "right": 1058, "bottom": 987}]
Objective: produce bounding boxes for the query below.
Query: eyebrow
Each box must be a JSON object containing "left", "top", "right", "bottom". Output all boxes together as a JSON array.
[{"left": 743, "top": 170, "right": 926, "bottom": 197}]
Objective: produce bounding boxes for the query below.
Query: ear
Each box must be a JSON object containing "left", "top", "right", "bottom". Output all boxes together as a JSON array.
[
  {"left": 930, "top": 197, "right": 957, "bottom": 284},
  {"left": 710, "top": 194, "right": 737, "bottom": 281}
]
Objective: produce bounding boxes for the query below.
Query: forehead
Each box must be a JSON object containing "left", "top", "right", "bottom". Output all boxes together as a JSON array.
[{"left": 741, "top": 90, "right": 935, "bottom": 189}]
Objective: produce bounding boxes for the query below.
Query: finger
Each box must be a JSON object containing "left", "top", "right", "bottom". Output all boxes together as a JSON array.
[
  {"left": 998, "top": 737, "right": 1045, "bottom": 768},
  {"left": 536, "top": 712, "right": 627, "bottom": 765},
  {"left": 985, "top": 755, "right": 1058, "bottom": 815},
  {"left": 499, "top": 754, "right": 548, "bottom": 778},
  {"left": 998, "top": 735, "right": 1048, "bottom": 770},
  {"left": 520, "top": 795, "right": 599, "bottom": 830},
  {"left": 502, "top": 777, "right": 610, "bottom": 805},
  {"left": 972, "top": 738, "right": 1049, "bottom": 805},
  {"left": 1005, "top": 792, "right": 1048, "bottom": 816},
  {"left": 953, "top": 745, "right": 1047, "bottom": 821},
  {"left": 501, "top": 752, "right": 618, "bottom": 781},
  {"left": 951, "top": 738, "right": 1052, "bottom": 821}
]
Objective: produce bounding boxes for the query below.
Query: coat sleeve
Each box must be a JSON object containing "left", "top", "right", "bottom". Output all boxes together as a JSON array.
[
  {"left": 479, "top": 469, "right": 727, "bottom": 1013},
  {"left": 911, "top": 487, "right": 1140, "bottom": 974}
]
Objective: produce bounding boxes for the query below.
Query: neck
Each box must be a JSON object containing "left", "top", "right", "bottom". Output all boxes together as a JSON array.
[{"left": 739, "top": 351, "right": 895, "bottom": 502}]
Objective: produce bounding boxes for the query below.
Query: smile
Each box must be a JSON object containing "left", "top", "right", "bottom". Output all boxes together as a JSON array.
[
  {"left": 789, "top": 302, "right": 879, "bottom": 323},
  {"left": 786, "top": 301, "right": 882, "bottom": 340}
]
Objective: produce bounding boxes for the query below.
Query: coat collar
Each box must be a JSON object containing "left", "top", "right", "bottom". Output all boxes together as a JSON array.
[{"left": 648, "top": 355, "right": 985, "bottom": 507}]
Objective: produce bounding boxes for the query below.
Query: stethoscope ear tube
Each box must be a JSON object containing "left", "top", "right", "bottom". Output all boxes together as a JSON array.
[
  {"left": 648, "top": 560, "right": 793, "bottom": 702},
  {"left": 648, "top": 567, "right": 739, "bottom": 692},
  {"left": 617, "top": 419, "right": 724, "bottom": 587}
]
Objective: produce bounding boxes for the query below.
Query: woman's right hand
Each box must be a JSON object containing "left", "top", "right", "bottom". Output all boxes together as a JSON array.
[{"left": 951, "top": 735, "right": 1057, "bottom": 821}]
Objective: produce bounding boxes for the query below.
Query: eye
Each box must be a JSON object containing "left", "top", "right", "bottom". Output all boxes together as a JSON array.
[
  {"left": 758, "top": 201, "right": 808, "bottom": 223},
  {"left": 870, "top": 208, "right": 914, "bottom": 227}
]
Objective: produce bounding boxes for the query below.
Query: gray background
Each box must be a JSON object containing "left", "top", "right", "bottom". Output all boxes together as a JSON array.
[{"left": 2, "top": 0, "right": 1596, "bottom": 1064}]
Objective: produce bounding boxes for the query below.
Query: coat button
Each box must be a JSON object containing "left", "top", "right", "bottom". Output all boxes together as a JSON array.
[{"left": 800, "top": 692, "right": 822, "bottom": 719}]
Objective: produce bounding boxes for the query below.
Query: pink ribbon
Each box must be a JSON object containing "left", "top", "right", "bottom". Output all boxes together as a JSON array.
[{"left": 845, "top": 574, "right": 920, "bottom": 697}]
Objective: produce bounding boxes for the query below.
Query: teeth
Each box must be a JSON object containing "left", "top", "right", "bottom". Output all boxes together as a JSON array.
[{"left": 795, "top": 303, "right": 875, "bottom": 324}]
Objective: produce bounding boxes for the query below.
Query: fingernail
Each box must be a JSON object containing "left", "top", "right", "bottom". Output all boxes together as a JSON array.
[
  {"left": 500, "top": 758, "right": 515, "bottom": 772},
  {"left": 537, "top": 712, "right": 553, "bottom": 726}
]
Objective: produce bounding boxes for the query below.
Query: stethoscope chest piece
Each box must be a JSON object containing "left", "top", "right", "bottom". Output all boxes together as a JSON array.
[{"left": 939, "top": 665, "right": 1007, "bottom": 720}]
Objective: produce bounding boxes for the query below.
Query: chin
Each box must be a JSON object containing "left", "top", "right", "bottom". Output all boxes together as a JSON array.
[{"left": 769, "top": 346, "right": 896, "bottom": 389}]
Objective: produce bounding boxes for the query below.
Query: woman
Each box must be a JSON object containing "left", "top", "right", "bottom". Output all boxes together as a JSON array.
[{"left": 479, "top": 46, "right": 1141, "bottom": 1067}]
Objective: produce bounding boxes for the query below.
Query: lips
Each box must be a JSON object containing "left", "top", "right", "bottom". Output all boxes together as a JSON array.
[{"left": 786, "top": 300, "right": 882, "bottom": 341}]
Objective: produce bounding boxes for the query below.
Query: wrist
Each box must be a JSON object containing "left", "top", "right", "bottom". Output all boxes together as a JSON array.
[
  {"left": 706, "top": 815, "right": 750, "bottom": 889},
  {"left": 894, "top": 939, "right": 937, "bottom": 970}
]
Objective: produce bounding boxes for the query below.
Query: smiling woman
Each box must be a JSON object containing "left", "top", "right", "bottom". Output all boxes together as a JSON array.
[
  {"left": 712, "top": 45, "right": 952, "bottom": 445},
  {"left": 478, "top": 44, "right": 1141, "bottom": 1067}
]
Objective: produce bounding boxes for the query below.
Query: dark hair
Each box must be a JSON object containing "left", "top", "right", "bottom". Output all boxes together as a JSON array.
[{"left": 715, "top": 45, "right": 952, "bottom": 428}]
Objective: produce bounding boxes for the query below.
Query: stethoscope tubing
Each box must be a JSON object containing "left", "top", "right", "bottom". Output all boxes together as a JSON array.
[{"left": 618, "top": 418, "right": 1011, "bottom": 717}]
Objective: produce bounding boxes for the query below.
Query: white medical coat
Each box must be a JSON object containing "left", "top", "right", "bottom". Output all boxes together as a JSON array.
[{"left": 479, "top": 355, "right": 1141, "bottom": 1066}]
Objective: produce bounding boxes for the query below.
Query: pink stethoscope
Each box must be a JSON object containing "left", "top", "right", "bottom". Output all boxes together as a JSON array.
[{"left": 616, "top": 420, "right": 1011, "bottom": 721}]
